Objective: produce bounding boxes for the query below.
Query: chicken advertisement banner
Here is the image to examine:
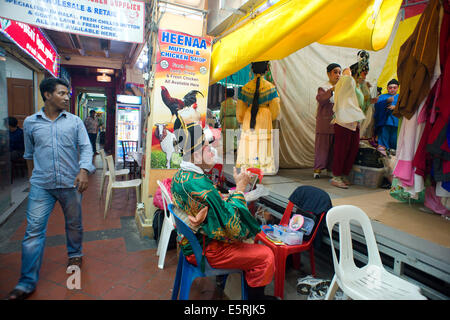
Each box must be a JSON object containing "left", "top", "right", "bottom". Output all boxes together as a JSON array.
[{"left": 151, "top": 29, "right": 212, "bottom": 169}]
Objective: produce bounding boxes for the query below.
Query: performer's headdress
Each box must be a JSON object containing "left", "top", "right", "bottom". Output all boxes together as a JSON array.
[
  {"left": 350, "top": 50, "right": 370, "bottom": 76},
  {"left": 174, "top": 118, "right": 204, "bottom": 156},
  {"left": 174, "top": 118, "right": 214, "bottom": 157}
]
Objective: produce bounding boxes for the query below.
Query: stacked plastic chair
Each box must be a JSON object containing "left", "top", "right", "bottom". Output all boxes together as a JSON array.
[
  {"left": 99, "top": 149, "right": 129, "bottom": 199},
  {"left": 155, "top": 180, "right": 175, "bottom": 269},
  {"left": 325, "top": 205, "right": 427, "bottom": 300}
]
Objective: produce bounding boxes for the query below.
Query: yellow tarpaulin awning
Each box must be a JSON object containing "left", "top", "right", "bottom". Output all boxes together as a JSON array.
[
  {"left": 377, "top": 14, "right": 421, "bottom": 93},
  {"left": 210, "top": 0, "right": 402, "bottom": 84}
]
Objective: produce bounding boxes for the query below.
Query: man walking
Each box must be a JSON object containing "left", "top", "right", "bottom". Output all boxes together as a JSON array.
[
  {"left": 5, "top": 78, "right": 95, "bottom": 300},
  {"left": 84, "top": 109, "right": 99, "bottom": 155}
]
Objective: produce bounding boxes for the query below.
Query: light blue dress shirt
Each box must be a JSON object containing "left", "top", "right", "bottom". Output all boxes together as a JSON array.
[{"left": 23, "top": 108, "right": 96, "bottom": 189}]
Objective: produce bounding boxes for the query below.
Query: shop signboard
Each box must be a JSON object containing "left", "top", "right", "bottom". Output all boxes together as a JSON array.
[
  {"left": 150, "top": 29, "right": 212, "bottom": 169},
  {"left": 0, "top": 0, "right": 145, "bottom": 43},
  {"left": 0, "top": 18, "right": 59, "bottom": 77}
]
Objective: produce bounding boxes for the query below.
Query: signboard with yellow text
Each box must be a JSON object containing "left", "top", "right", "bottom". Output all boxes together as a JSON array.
[{"left": 150, "top": 29, "right": 212, "bottom": 169}]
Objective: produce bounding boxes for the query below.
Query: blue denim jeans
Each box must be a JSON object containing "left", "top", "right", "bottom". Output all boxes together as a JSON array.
[{"left": 15, "top": 185, "right": 83, "bottom": 293}]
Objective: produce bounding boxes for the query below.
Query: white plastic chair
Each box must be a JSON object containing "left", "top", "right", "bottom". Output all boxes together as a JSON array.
[
  {"left": 99, "top": 149, "right": 129, "bottom": 199},
  {"left": 324, "top": 205, "right": 426, "bottom": 300},
  {"left": 156, "top": 179, "right": 176, "bottom": 269},
  {"left": 104, "top": 155, "right": 142, "bottom": 219}
]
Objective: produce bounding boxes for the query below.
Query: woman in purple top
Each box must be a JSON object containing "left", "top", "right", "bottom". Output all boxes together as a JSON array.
[{"left": 314, "top": 63, "right": 342, "bottom": 179}]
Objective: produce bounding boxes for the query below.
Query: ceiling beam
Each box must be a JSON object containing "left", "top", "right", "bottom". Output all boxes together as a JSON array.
[
  {"left": 86, "top": 50, "right": 109, "bottom": 58},
  {"left": 126, "top": 43, "right": 138, "bottom": 65},
  {"left": 59, "top": 48, "right": 81, "bottom": 55},
  {"left": 61, "top": 54, "right": 123, "bottom": 69},
  {"left": 100, "top": 39, "right": 111, "bottom": 58},
  {"left": 75, "top": 35, "right": 86, "bottom": 56},
  {"left": 67, "top": 34, "right": 85, "bottom": 56}
]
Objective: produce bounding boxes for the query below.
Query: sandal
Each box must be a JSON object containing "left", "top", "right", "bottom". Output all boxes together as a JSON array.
[
  {"left": 296, "top": 276, "right": 326, "bottom": 296},
  {"left": 341, "top": 176, "right": 351, "bottom": 186},
  {"left": 331, "top": 177, "right": 348, "bottom": 189},
  {"left": 308, "top": 280, "right": 332, "bottom": 300},
  {"left": 5, "top": 288, "right": 34, "bottom": 300},
  {"left": 313, "top": 170, "right": 321, "bottom": 179}
]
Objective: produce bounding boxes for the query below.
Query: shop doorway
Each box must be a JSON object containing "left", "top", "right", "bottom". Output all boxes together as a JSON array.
[
  {"left": 7, "top": 78, "right": 33, "bottom": 127},
  {"left": 76, "top": 88, "right": 108, "bottom": 152}
]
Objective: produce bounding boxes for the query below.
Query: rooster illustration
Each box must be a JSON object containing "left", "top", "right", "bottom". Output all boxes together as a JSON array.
[
  {"left": 160, "top": 86, "right": 204, "bottom": 117},
  {"left": 161, "top": 86, "right": 184, "bottom": 116}
]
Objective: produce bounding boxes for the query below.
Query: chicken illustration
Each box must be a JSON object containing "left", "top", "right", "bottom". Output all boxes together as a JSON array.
[
  {"left": 160, "top": 86, "right": 204, "bottom": 117},
  {"left": 161, "top": 86, "right": 184, "bottom": 116},
  {"left": 183, "top": 90, "right": 204, "bottom": 109}
]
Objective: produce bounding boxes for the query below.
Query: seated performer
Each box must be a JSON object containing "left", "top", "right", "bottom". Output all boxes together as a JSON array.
[
  {"left": 236, "top": 61, "right": 280, "bottom": 175},
  {"left": 171, "top": 123, "right": 277, "bottom": 300}
]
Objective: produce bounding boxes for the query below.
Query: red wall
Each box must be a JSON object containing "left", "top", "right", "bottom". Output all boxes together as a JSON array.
[{"left": 402, "top": 0, "right": 428, "bottom": 19}]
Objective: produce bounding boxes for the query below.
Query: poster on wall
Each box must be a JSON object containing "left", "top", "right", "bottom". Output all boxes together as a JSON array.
[
  {"left": 0, "top": 0, "right": 145, "bottom": 43},
  {"left": 151, "top": 29, "right": 212, "bottom": 169}
]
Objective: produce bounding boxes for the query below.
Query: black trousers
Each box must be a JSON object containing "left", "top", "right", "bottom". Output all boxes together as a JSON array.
[{"left": 88, "top": 133, "right": 97, "bottom": 154}]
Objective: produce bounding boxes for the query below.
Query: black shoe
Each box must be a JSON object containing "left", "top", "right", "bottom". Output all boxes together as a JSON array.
[
  {"left": 67, "top": 256, "right": 82, "bottom": 268},
  {"left": 5, "top": 289, "right": 34, "bottom": 300},
  {"left": 248, "top": 286, "right": 281, "bottom": 300},
  {"left": 216, "top": 275, "right": 226, "bottom": 288}
]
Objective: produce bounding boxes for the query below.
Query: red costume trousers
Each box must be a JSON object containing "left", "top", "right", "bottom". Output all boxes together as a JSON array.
[
  {"left": 186, "top": 240, "right": 275, "bottom": 288},
  {"left": 332, "top": 124, "right": 360, "bottom": 177}
]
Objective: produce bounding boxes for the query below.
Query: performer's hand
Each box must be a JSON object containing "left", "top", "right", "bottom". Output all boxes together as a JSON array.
[
  {"left": 234, "top": 167, "right": 251, "bottom": 192},
  {"left": 386, "top": 96, "right": 394, "bottom": 103},
  {"left": 387, "top": 105, "right": 395, "bottom": 110},
  {"left": 342, "top": 68, "right": 351, "bottom": 76},
  {"left": 189, "top": 206, "right": 208, "bottom": 227},
  {"left": 221, "top": 193, "right": 230, "bottom": 200},
  {"left": 371, "top": 97, "right": 378, "bottom": 104}
]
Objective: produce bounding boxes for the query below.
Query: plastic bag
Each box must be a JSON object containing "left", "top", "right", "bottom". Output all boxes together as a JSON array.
[
  {"left": 389, "top": 178, "right": 424, "bottom": 204},
  {"left": 244, "top": 184, "right": 269, "bottom": 202},
  {"left": 153, "top": 178, "right": 173, "bottom": 210}
]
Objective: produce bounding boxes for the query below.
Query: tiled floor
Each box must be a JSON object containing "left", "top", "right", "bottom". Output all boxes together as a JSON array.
[{"left": 0, "top": 154, "right": 335, "bottom": 300}]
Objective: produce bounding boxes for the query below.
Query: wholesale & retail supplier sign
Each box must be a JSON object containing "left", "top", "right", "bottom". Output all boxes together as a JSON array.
[
  {"left": 0, "top": 18, "right": 59, "bottom": 77},
  {"left": 0, "top": 0, "right": 145, "bottom": 43}
]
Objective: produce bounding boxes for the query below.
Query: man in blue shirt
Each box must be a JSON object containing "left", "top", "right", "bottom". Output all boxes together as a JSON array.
[
  {"left": 374, "top": 79, "right": 400, "bottom": 151},
  {"left": 6, "top": 78, "right": 95, "bottom": 300}
]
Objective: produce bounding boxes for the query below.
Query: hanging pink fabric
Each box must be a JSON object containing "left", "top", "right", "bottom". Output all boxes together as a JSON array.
[{"left": 424, "top": 185, "right": 450, "bottom": 216}]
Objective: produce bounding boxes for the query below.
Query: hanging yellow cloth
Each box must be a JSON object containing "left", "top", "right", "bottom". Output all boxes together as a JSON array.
[
  {"left": 376, "top": 14, "right": 422, "bottom": 93},
  {"left": 210, "top": 0, "right": 402, "bottom": 84}
]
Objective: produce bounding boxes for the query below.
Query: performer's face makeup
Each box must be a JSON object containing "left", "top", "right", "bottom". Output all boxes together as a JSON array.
[
  {"left": 358, "top": 70, "right": 368, "bottom": 83},
  {"left": 387, "top": 84, "right": 399, "bottom": 95},
  {"left": 201, "top": 143, "right": 217, "bottom": 168},
  {"left": 327, "top": 67, "right": 341, "bottom": 85}
]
